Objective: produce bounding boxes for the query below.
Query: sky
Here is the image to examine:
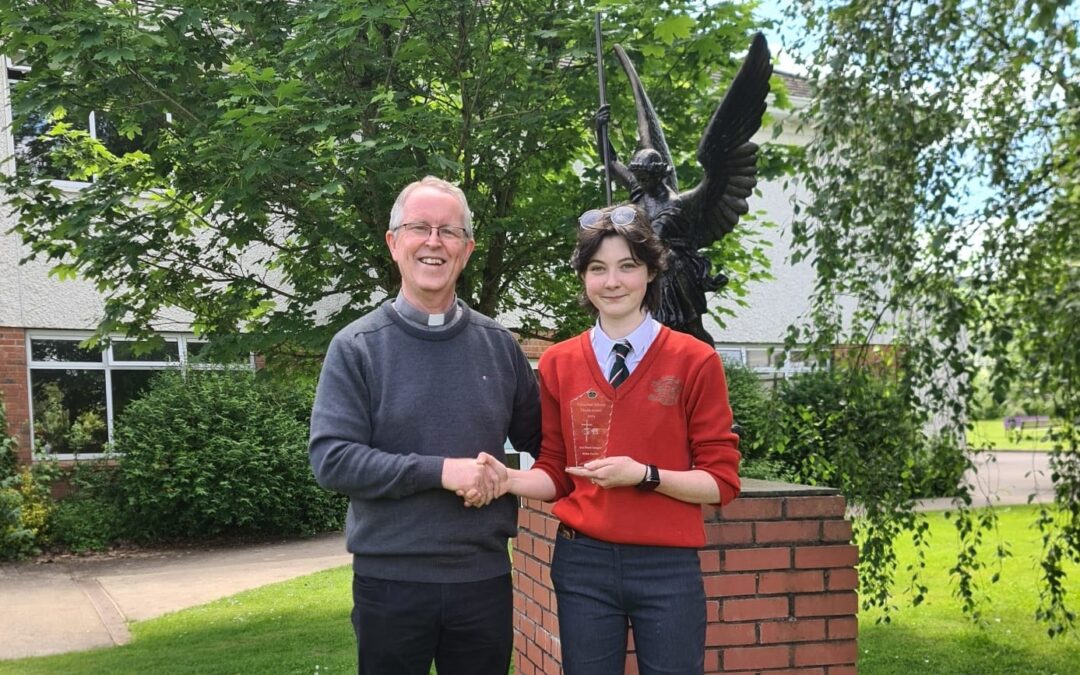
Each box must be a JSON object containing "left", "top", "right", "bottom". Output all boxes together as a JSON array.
[{"left": 752, "top": 0, "right": 810, "bottom": 76}]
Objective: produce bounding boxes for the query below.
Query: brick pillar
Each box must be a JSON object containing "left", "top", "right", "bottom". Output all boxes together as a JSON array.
[
  {"left": 0, "top": 327, "right": 31, "bottom": 463},
  {"left": 513, "top": 479, "right": 859, "bottom": 675}
]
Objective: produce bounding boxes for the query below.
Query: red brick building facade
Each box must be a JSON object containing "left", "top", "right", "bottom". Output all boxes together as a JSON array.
[{"left": 0, "top": 327, "right": 31, "bottom": 462}]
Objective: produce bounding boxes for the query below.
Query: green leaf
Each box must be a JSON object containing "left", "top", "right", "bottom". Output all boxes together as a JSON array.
[
  {"left": 654, "top": 15, "right": 695, "bottom": 45},
  {"left": 49, "top": 264, "right": 79, "bottom": 282},
  {"left": 640, "top": 44, "right": 666, "bottom": 58}
]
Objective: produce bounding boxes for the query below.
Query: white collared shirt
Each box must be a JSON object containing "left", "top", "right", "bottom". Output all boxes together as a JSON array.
[{"left": 590, "top": 314, "right": 661, "bottom": 379}]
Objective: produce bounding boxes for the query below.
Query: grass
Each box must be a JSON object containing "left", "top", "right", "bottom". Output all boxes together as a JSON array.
[
  {"left": 859, "top": 505, "right": 1080, "bottom": 674},
  {"left": 0, "top": 568, "right": 357, "bottom": 674},
  {"left": 2, "top": 506, "right": 1077, "bottom": 674},
  {"left": 967, "top": 419, "right": 1058, "bottom": 452}
]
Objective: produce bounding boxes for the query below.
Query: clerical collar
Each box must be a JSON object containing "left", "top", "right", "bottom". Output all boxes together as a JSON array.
[{"left": 393, "top": 293, "right": 460, "bottom": 329}]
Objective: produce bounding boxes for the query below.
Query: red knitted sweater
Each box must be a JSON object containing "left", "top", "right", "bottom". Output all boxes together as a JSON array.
[{"left": 532, "top": 326, "right": 741, "bottom": 547}]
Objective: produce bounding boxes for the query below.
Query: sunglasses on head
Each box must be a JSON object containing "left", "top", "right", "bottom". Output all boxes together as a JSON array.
[{"left": 578, "top": 205, "right": 637, "bottom": 229}]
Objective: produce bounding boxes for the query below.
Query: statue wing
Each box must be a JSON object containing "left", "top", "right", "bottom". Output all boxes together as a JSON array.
[
  {"left": 676, "top": 33, "right": 772, "bottom": 250},
  {"left": 613, "top": 44, "right": 679, "bottom": 193}
]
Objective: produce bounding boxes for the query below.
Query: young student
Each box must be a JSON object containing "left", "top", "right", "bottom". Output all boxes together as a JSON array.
[{"left": 471, "top": 203, "right": 741, "bottom": 675}]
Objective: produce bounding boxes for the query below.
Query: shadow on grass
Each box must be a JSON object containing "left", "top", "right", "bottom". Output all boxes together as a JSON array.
[{"left": 859, "top": 619, "right": 1079, "bottom": 675}]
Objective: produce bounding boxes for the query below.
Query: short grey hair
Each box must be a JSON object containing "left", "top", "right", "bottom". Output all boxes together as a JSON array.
[{"left": 388, "top": 176, "right": 474, "bottom": 240}]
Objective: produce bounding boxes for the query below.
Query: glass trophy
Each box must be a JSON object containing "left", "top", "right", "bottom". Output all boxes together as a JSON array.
[{"left": 569, "top": 389, "right": 613, "bottom": 466}]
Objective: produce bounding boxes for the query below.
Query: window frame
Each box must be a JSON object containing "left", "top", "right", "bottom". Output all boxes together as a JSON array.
[
  {"left": 4, "top": 58, "right": 92, "bottom": 188},
  {"left": 3, "top": 56, "right": 162, "bottom": 188},
  {"left": 25, "top": 330, "right": 253, "bottom": 460},
  {"left": 716, "top": 344, "right": 816, "bottom": 378}
]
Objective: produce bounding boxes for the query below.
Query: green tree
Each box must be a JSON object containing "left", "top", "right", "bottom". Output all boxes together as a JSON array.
[
  {"left": 0, "top": 0, "right": 778, "bottom": 370},
  {"left": 785, "top": 0, "right": 1079, "bottom": 634}
]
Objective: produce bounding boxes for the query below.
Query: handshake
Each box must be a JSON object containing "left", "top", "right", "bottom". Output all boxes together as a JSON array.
[
  {"left": 442, "top": 452, "right": 510, "bottom": 508},
  {"left": 443, "top": 453, "right": 649, "bottom": 508}
]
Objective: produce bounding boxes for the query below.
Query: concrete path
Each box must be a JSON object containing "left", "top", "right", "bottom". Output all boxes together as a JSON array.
[
  {"left": 0, "top": 532, "right": 349, "bottom": 661},
  {"left": 918, "top": 450, "right": 1055, "bottom": 510}
]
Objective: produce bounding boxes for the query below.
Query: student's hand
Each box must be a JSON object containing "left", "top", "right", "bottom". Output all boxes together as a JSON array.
[
  {"left": 565, "top": 456, "right": 646, "bottom": 489},
  {"left": 478, "top": 452, "right": 508, "bottom": 492}
]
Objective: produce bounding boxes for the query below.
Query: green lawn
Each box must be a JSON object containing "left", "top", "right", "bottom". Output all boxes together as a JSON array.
[
  {"left": 859, "top": 505, "right": 1080, "bottom": 674},
  {"left": 2, "top": 506, "right": 1077, "bottom": 674},
  {"left": 968, "top": 419, "right": 1058, "bottom": 451}
]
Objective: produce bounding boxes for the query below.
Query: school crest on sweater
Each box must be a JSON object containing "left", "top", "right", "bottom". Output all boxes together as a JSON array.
[{"left": 648, "top": 376, "right": 682, "bottom": 406}]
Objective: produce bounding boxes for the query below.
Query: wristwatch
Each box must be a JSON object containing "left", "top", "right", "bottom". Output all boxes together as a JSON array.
[{"left": 636, "top": 464, "right": 660, "bottom": 491}]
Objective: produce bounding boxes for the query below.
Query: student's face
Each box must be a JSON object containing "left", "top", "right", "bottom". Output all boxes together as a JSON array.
[
  {"left": 582, "top": 235, "right": 654, "bottom": 323},
  {"left": 385, "top": 187, "right": 474, "bottom": 310}
]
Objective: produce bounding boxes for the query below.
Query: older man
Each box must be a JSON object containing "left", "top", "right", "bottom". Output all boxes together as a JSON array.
[{"left": 309, "top": 176, "right": 540, "bottom": 675}]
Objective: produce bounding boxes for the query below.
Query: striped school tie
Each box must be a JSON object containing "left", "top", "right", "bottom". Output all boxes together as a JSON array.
[{"left": 608, "top": 341, "right": 631, "bottom": 388}]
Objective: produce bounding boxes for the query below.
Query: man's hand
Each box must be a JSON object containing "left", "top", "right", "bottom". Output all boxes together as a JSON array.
[
  {"left": 565, "top": 456, "right": 645, "bottom": 489},
  {"left": 460, "top": 452, "right": 509, "bottom": 508},
  {"left": 443, "top": 457, "right": 498, "bottom": 506}
]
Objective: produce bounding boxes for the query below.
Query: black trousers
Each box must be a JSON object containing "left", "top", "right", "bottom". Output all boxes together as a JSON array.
[{"left": 351, "top": 573, "right": 513, "bottom": 675}]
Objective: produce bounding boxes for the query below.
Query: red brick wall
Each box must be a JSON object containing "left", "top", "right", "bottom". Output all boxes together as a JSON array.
[
  {"left": 513, "top": 480, "right": 858, "bottom": 674},
  {"left": 0, "top": 327, "right": 32, "bottom": 463},
  {"left": 519, "top": 337, "right": 555, "bottom": 361}
]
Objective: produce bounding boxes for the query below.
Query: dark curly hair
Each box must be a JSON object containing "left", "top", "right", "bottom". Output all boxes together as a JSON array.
[{"left": 570, "top": 204, "right": 668, "bottom": 316}]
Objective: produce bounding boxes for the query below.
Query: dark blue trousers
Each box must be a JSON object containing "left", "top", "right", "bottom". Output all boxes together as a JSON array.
[
  {"left": 351, "top": 573, "right": 512, "bottom": 675},
  {"left": 551, "top": 530, "right": 706, "bottom": 675}
]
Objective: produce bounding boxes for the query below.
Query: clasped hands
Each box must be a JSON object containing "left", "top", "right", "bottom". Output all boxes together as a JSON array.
[
  {"left": 455, "top": 455, "right": 648, "bottom": 508},
  {"left": 444, "top": 452, "right": 508, "bottom": 508}
]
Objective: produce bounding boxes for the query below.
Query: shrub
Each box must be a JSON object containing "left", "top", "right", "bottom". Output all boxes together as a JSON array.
[
  {"left": 49, "top": 496, "right": 122, "bottom": 553},
  {"left": 740, "top": 456, "right": 795, "bottom": 482},
  {"left": 1, "top": 465, "right": 59, "bottom": 560},
  {"left": 1, "top": 487, "right": 32, "bottom": 558},
  {"left": 0, "top": 397, "right": 15, "bottom": 479},
  {"left": 1, "top": 394, "right": 59, "bottom": 560},
  {"left": 45, "top": 457, "right": 124, "bottom": 552},
  {"left": 112, "top": 369, "right": 345, "bottom": 541},
  {"left": 723, "top": 360, "right": 775, "bottom": 462},
  {"left": 768, "top": 368, "right": 966, "bottom": 500}
]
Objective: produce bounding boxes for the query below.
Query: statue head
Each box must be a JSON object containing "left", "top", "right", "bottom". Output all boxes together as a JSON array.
[{"left": 627, "top": 148, "right": 671, "bottom": 187}]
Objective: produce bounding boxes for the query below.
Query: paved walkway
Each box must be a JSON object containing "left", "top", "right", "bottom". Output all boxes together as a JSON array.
[
  {"left": 918, "top": 450, "right": 1055, "bottom": 510},
  {"left": 0, "top": 532, "right": 349, "bottom": 661}
]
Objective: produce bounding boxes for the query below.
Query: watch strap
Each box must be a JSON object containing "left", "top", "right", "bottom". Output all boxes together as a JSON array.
[{"left": 636, "top": 463, "right": 660, "bottom": 491}]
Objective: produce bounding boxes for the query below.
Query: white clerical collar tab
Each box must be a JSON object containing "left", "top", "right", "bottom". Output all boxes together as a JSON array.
[{"left": 428, "top": 313, "right": 446, "bottom": 327}]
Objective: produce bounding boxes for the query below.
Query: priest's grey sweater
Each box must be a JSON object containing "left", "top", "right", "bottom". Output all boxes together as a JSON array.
[{"left": 309, "top": 301, "right": 540, "bottom": 582}]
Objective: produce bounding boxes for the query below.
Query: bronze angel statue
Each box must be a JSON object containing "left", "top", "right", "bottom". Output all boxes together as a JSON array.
[{"left": 596, "top": 33, "right": 772, "bottom": 346}]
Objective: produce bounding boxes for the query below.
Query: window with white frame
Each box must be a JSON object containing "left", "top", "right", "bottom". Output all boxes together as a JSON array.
[
  {"left": 27, "top": 333, "right": 251, "bottom": 458},
  {"left": 744, "top": 347, "right": 773, "bottom": 369},
  {"left": 5, "top": 58, "right": 159, "bottom": 183},
  {"left": 717, "top": 348, "right": 746, "bottom": 365},
  {"left": 7, "top": 62, "right": 81, "bottom": 182},
  {"left": 715, "top": 345, "right": 816, "bottom": 379}
]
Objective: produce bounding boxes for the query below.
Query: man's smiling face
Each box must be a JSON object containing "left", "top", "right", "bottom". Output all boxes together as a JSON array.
[{"left": 385, "top": 186, "right": 475, "bottom": 313}]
